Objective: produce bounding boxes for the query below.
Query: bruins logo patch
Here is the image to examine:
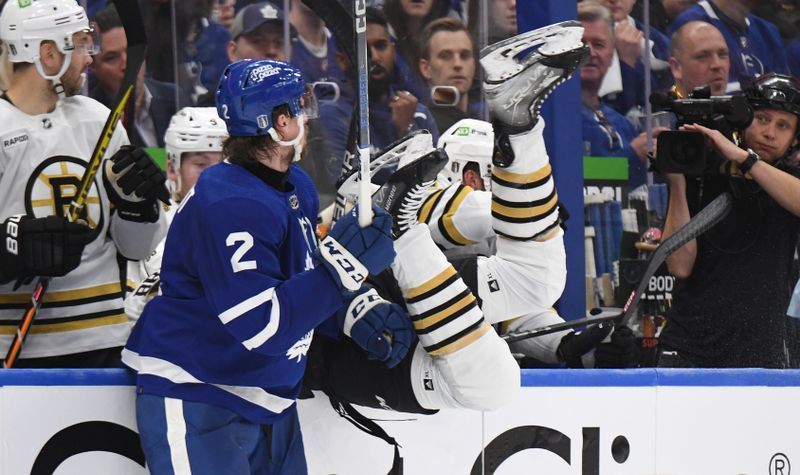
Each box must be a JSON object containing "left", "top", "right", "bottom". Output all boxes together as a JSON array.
[{"left": 24, "top": 155, "right": 104, "bottom": 239}]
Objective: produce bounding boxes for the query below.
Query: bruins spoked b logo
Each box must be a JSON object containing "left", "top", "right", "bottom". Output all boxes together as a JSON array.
[{"left": 24, "top": 155, "right": 104, "bottom": 239}]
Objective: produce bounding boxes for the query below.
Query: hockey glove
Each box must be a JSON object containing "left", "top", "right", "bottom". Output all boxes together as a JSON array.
[
  {"left": 594, "top": 325, "right": 639, "bottom": 368},
  {"left": 0, "top": 215, "right": 93, "bottom": 284},
  {"left": 338, "top": 285, "right": 413, "bottom": 368},
  {"left": 103, "top": 145, "right": 170, "bottom": 222},
  {"left": 556, "top": 322, "right": 613, "bottom": 368},
  {"left": 317, "top": 205, "right": 396, "bottom": 292}
]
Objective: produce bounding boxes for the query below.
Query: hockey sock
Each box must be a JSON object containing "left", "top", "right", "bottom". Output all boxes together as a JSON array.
[
  {"left": 491, "top": 119, "right": 560, "bottom": 241},
  {"left": 417, "top": 183, "right": 493, "bottom": 249},
  {"left": 391, "top": 224, "right": 490, "bottom": 356}
]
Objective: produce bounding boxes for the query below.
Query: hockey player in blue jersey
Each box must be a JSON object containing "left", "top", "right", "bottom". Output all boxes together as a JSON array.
[{"left": 123, "top": 59, "right": 410, "bottom": 474}]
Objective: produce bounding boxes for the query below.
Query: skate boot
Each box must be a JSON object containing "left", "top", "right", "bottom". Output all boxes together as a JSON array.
[
  {"left": 372, "top": 148, "right": 447, "bottom": 238},
  {"left": 336, "top": 130, "right": 434, "bottom": 204},
  {"left": 481, "top": 20, "right": 589, "bottom": 138}
]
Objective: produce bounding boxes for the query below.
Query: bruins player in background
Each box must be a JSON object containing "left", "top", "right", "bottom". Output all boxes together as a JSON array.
[{"left": 0, "top": 0, "right": 168, "bottom": 368}]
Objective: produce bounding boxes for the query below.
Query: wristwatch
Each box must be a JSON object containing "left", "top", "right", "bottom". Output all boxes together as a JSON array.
[{"left": 738, "top": 148, "right": 760, "bottom": 175}]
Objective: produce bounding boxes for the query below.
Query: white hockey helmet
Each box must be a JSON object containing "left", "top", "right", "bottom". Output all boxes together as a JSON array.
[
  {"left": 0, "top": 0, "right": 97, "bottom": 81},
  {"left": 437, "top": 118, "right": 495, "bottom": 189},
  {"left": 164, "top": 107, "right": 227, "bottom": 195}
]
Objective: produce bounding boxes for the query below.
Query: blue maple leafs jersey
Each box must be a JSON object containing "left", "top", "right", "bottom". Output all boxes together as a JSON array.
[{"left": 123, "top": 161, "right": 344, "bottom": 424}]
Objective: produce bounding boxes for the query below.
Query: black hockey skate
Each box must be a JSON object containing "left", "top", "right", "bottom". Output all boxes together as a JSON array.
[
  {"left": 481, "top": 21, "right": 589, "bottom": 142},
  {"left": 372, "top": 149, "right": 448, "bottom": 238}
]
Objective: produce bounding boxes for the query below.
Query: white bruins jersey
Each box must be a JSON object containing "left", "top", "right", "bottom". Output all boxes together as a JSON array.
[
  {"left": 0, "top": 95, "right": 167, "bottom": 358},
  {"left": 418, "top": 182, "right": 495, "bottom": 257}
]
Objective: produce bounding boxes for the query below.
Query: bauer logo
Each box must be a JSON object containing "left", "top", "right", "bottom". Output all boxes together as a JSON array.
[
  {"left": 3, "top": 132, "right": 28, "bottom": 149},
  {"left": 250, "top": 64, "right": 280, "bottom": 83}
]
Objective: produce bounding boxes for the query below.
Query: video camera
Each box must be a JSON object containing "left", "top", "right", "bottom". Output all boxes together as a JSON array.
[{"left": 651, "top": 86, "right": 753, "bottom": 175}]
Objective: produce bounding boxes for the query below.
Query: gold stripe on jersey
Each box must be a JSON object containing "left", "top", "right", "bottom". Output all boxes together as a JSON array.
[
  {"left": 413, "top": 290, "right": 477, "bottom": 332},
  {"left": 439, "top": 185, "right": 478, "bottom": 246},
  {"left": 0, "top": 283, "right": 123, "bottom": 307},
  {"left": 0, "top": 312, "right": 128, "bottom": 335},
  {"left": 403, "top": 266, "right": 457, "bottom": 301},
  {"left": 492, "top": 191, "right": 559, "bottom": 220},
  {"left": 492, "top": 163, "right": 552, "bottom": 185},
  {"left": 417, "top": 188, "right": 446, "bottom": 225},
  {"left": 428, "top": 321, "right": 491, "bottom": 356}
]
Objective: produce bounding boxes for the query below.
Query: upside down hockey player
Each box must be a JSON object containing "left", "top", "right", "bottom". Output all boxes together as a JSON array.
[{"left": 122, "top": 59, "right": 403, "bottom": 474}]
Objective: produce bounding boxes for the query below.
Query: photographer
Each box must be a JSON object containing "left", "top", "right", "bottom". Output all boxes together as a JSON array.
[{"left": 659, "top": 73, "right": 800, "bottom": 368}]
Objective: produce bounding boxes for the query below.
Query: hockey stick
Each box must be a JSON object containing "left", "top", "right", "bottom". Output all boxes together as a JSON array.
[
  {"left": 502, "top": 191, "right": 734, "bottom": 344},
  {"left": 354, "top": 0, "right": 372, "bottom": 227},
  {"left": 3, "top": 0, "right": 147, "bottom": 368},
  {"left": 502, "top": 309, "right": 621, "bottom": 343},
  {"left": 299, "top": 0, "right": 361, "bottom": 226}
]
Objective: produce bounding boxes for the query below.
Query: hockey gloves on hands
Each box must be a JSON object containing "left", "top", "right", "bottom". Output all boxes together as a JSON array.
[
  {"left": 0, "top": 215, "right": 93, "bottom": 284},
  {"left": 557, "top": 322, "right": 613, "bottom": 368},
  {"left": 103, "top": 145, "right": 170, "bottom": 222},
  {"left": 338, "top": 285, "right": 413, "bottom": 368},
  {"left": 317, "top": 205, "right": 396, "bottom": 292},
  {"left": 594, "top": 325, "right": 639, "bottom": 368}
]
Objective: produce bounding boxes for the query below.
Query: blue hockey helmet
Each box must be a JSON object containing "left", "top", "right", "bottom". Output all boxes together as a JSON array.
[{"left": 216, "top": 59, "right": 307, "bottom": 137}]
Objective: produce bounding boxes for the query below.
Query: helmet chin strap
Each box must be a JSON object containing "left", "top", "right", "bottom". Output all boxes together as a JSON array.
[
  {"left": 33, "top": 52, "right": 73, "bottom": 100},
  {"left": 268, "top": 113, "right": 306, "bottom": 162}
]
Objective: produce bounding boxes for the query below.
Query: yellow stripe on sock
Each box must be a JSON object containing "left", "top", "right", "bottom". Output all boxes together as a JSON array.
[
  {"left": 441, "top": 186, "right": 478, "bottom": 246},
  {"left": 0, "top": 283, "right": 123, "bottom": 305},
  {"left": 0, "top": 313, "right": 128, "bottom": 335},
  {"left": 418, "top": 188, "right": 446, "bottom": 224},
  {"left": 492, "top": 163, "right": 552, "bottom": 184},
  {"left": 404, "top": 266, "right": 457, "bottom": 300},
  {"left": 428, "top": 322, "right": 491, "bottom": 356},
  {"left": 413, "top": 293, "right": 477, "bottom": 331},
  {"left": 491, "top": 193, "right": 559, "bottom": 220}
]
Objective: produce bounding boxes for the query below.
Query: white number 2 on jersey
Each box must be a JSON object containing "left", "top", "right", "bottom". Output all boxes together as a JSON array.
[{"left": 226, "top": 232, "right": 257, "bottom": 273}]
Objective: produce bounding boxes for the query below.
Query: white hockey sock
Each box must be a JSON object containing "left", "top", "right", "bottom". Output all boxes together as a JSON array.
[
  {"left": 418, "top": 183, "right": 493, "bottom": 249},
  {"left": 391, "top": 224, "right": 490, "bottom": 356},
  {"left": 410, "top": 328, "right": 520, "bottom": 411},
  {"left": 491, "top": 119, "right": 560, "bottom": 240}
]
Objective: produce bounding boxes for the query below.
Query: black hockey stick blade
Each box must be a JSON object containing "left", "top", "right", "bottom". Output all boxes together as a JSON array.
[
  {"left": 617, "top": 191, "right": 733, "bottom": 328},
  {"left": 502, "top": 308, "right": 622, "bottom": 343}
]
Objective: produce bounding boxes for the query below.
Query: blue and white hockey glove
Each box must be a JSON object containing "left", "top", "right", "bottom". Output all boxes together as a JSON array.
[
  {"left": 317, "top": 205, "right": 396, "bottom": 292},
  {"left": 103, "top": 145, "right": 170, "bottom": 222},
  {"left": 338, "top": 285, "right": 413, "bottom": 368}
]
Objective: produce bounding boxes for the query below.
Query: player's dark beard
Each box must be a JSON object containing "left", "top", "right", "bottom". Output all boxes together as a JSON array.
[{"left": 367, "top": 63, "right": 391, "bottom": 101}]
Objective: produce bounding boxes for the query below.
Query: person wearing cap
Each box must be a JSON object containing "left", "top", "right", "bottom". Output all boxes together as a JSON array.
[
  {"left": 228, "top": 1, "right": 289, "bottom": 62},
  {"left": 659, "top": 73, "right": 800, "bottom": 368}
]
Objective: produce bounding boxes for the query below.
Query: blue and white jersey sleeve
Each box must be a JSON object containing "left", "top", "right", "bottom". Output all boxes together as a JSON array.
[{"left": 194, "top": 196, "right": 343, "bottom": 356}]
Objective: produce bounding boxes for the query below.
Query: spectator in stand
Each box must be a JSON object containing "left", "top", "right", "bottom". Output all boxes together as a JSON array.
[
  {"left": 592, "top": 0, "right": 673, "bottom": 117},
  {"left": 669, "top": 21, "right": 730, "bottom": 97},
  {"left": 383, "top": 0, "right": 450, "bottom": 101},
  {"left": 227, "top": 2, "right": 289, "bottom": 63},
  {"left": 669, "top": 0, "right": 789, "bottom": 93},
  {"left": 90, "top": 4, "right": 185, "bottom": 147},
  {"left": 580, "top": 2, "right": 665, "bottom": 189},
  {"left": 212, "top": 0, "right": 236, "bottom": 29},
  {"left": 468, "top": 0, "right": 517, "bottom": 45},
  {"left": 418, "top": 17, "right": 481, "bottom": 132},
  {"left": 318, "top": 7, "right": 439, "bottom": 185},
  {"left": 195, "top": 1, "right": 289, "bottom": 107},
  {"left": 289, "top": 0, "right": 345, "bottom": 84},
  {"left": 662, "top": 0, "right": 701, "bottom": 23}
]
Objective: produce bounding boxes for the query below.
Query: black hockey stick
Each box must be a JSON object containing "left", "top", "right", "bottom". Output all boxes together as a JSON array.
[
  {"left": 4, "top": 0, "right": 148, "bottom": 368},
  {"left": 300, "top": 0, "right": 371, "bottom": 225},
  {"left": 502, "top": 191, "right": 734, "bottom": 344}
]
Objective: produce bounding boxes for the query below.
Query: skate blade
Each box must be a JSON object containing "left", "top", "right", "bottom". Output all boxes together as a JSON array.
[{"left": 480, "top": 21, "right": 585, "bottom": 84}]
